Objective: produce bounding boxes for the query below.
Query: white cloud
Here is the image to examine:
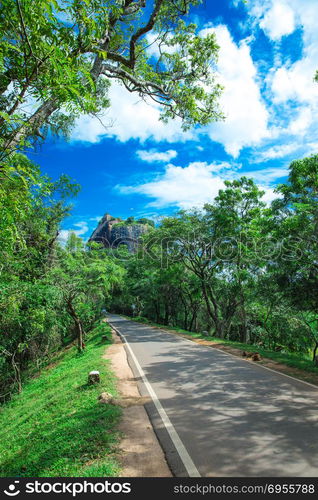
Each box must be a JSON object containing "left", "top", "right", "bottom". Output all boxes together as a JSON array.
[
  {"left": 73, "top": 221, "right": 90, "bottom": 235},
  {"left": 244, "top": 0, "right": 318, "bottom": 158},
  {"left": 288, "top": 107, "right": 312, "bottom": 135},
  {"left": 70, "top": 11, "right": 316, "bottom": 164},
  {"left": 136, "top": 148, "right": 178, "bottom": 163},
  {"left": 71, "top": 114, "right": 112, "bottom": 143},
  {"left": 117, "top": 161, "right": 283, "bottom": 209},
  {"left": 254, "top": 143, "right": 300, "bottom": 162},
  {"left": 202, "top": 25, "right": 269, "bottom": 157},
  {"left": 250, "top": 1, "right": 318, "bottom": 111},
  {"left": 89, "top": 215, "right": 104, "bottom": 223},
  {"left": 72, "top": 82, "right": 192, "bottom": 144},
  {"left": 71, "top": 25, "right": 270, "bottom": 157},
  {"left": 261, "top": 187, "right": 278, "bottom": 204},
  {"left": 117, "top": 162, "right": 226, "bottom": 209},
  {"left": 260, "top": 2, "right": 295, "bottom": 41},
  {"left": 307, "top": 142, "right": 318, "bottom": 155},
  {"left": 246, "top": 166, "right": 289, "bottom": 185},
  {"left": 58, "top": 221, "right": 90, "bottom": 246},
  {"left": 271, "top": 59, "right": 318, "bottom": 106}
]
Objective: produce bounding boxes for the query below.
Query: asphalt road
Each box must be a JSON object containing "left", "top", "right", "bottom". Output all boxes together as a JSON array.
[{"left": 108, "top": 314, "right": 318, "bottom": 477}]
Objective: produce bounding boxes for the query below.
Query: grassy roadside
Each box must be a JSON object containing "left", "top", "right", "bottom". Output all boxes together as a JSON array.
[
  {"left": 127, "top": 315, "right": 318, "bottom": 376},
  {"left": 0, "top": 322, "right": 122, "bottom": 477}
]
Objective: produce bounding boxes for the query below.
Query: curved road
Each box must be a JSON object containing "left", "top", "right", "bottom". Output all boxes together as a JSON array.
[{"left": 108, "top": 314, "right": 318, "bottom": 477}]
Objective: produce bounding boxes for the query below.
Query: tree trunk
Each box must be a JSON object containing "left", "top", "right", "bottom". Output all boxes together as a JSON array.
[
  {"left": 67, "top": 299, "right": 85, "bottom": 353},
  {"left": 76, "top": 319, "right": 84, "bottom": 353},
  {"left": 214, "top": 320, "right": 225, "bottom": 339},
  {"left": 189, "top": 311, "right": 197, "bottom": 331},
  {"left": 238, "top": 286, "right": 248, "bottom": 343},
  {"left": 153, "top": 300, "right": 160, "bottom": 323},
  {"left": 239, "top": 314, "right": 248, "bottom": 343},
  {"left": 12, "top": 353, "right": 22, "bottom": 394},
  {"left": 4, "top": 98, "right": 59, "bottom": 152},
  {"left": 201, "top": 281, "right": 222, "bottom": 336},
  {"left": 313, "top": 342, "right": 318, "bottom": 363},
  {"left": 180, "top": 295, "right": 188, "bottom": 330},
  {"left": 164, "top": 303, "right": 169, "bottom": 325}
]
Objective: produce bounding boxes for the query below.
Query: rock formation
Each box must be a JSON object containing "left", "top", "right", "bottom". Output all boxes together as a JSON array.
[{"left": 89, "top": 213, "right": 151, "bottom": 253}]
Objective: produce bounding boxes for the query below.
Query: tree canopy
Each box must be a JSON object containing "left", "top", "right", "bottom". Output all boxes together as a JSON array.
[
  {"left": 0, "top": 0, "right": 223, "bottom": 162},
  {"left": 109, "top": 156, "right": 318, "bottom": 365}
]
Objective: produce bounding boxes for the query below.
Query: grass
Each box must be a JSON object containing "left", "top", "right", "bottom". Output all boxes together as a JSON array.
[
  {"left": 129, "top": 315, "right": 318, "bottom": 375},
  {"left": 0, "top": 321, "right": 122, "bottom": 477}
]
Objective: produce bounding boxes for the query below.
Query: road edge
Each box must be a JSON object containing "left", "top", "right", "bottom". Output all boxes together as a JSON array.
[
  {"left": 108, "top": 319, "right": 201, "bottom": 478},
  {"left": 104, "top": 325, "right": 172, "bottom": 477}
]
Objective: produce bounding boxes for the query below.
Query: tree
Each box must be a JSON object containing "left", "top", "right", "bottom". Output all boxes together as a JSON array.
[
  {"left": 108, "top": 156, "right": 318, "bottom": 363},
  {"left": 0, "top": 154, "right": 37, "bottom": 255},
  {"left": 137, "top": 217, "right": 155, "bottom": 227},
  {"left": 51, "top": 237, "right": 125, "bottom": 352},
  {"left": 145, "top": 209, "right": 230, "bottom": 336},
  {"left": 204, "top": 178, "right": 266, "bottom": 342},
  {"left": 0, "top": 162, "right": 79, "bottom": 396},
  {"left": 0, "top": 0, "right": 223, "bottom": 161},
  {"left": 272, "top": 155, "right": 318, "bottom": 362}
]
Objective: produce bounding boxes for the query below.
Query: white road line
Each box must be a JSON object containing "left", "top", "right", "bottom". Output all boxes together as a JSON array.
[{"left": 109, "top": 321, "right": 201, "bottom": 478}]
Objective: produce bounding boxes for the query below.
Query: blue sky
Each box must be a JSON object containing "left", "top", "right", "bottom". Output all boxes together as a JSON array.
[{"left": 33, "top": 0, "right": 318, "bottom": 242}]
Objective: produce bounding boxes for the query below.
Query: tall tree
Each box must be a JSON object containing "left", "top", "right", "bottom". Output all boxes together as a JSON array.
[
  {"left": 0, "top": 0, "right": 223, "bottom": 160},
  {"left": 272, "top": 155, "right": 318, "bottom": 361},
  {"left": 204, "top": 178, "right": 266, "bottom": 342},
  {"left": 51, "top": 238, "right": 125, "bottom": 352},
  {"left": 0, "top": 162, "right": 79, "bottom": 395}
]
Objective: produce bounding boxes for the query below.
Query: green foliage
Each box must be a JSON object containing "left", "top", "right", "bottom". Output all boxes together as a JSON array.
[
  {"left": 112, "top": 216, "right": 155, "bottom": 228},
  {"left": 0, "top": 0, "right": 223, "bottom": 160},
  {"left": 0, "top": 323, "right": 121, "bottom": 477},
  {"left": 137, "top": 217, "right": 155, "bottom": 227},
  {"left": 0, "top": 154, "right": 124, "bottom": 397},
  {"left": 50, "top": 237, "right": 125, "bottom": 352},
  {"left": 110, "top": 156, "right": 318, "bottom": 364}
]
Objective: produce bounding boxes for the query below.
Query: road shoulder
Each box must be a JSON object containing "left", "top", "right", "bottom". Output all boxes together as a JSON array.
[{"left": 103, "top": 329, "right": 172, "bottom": 477}]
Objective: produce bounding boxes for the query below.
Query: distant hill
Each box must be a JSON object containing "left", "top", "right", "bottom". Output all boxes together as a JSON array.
[{"left": 89, "top": 213, "right": 153, "bottom": 252}]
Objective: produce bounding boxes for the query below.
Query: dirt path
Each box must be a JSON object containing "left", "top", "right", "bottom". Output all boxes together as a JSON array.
[{"left": 103, "top": 330, "right": 172, "bottom": 477}]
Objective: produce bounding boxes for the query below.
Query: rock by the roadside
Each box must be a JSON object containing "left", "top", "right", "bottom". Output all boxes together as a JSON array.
[
  {"left": 243, "top": 351, "right": 253, "bottom": 357},
  {"left": 98, "top": 392, "right": 114, "bottom": 404},
  {"left": 88, "top": 370, "right": 100, "bottom": 384},
  {"left": 242, "top": 351, "right": 261, "bottom": 361}
]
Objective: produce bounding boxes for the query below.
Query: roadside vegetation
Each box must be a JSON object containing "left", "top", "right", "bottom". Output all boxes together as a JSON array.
[
  {"left": 0, "top": 321, "right": 121, "bottom": 477},
  {"left": 0, "top": 157, "right": 125, "bottom": 399},
  {"left": 0, "top": 0, "right": 224, "bottom": 402},
  {"left": 113, "top": 217, "right": 155, "bottom": 228},
  {"left": 111, "top": 157, "right": 318, "bottom": 370},
  {"left": 1, "top": 0, "right": 318, "bottom": 477}
]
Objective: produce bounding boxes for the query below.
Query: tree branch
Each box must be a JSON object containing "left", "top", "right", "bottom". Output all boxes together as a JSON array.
[{"left": 129, "top": 0, "right": 164, "bottom": 68}]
